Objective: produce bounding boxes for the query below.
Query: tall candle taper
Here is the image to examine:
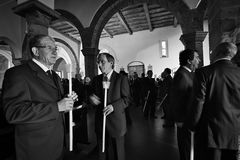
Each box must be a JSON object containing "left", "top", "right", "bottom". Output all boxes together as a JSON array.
[{"left": 66, "top": 64, "right": 73, "bottom": 151}]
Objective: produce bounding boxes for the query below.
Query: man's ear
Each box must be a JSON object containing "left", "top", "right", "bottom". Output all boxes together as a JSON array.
[
  {"left": 31, "top": 47, "right": 39, "bottom": 57},
  {"left": 187, "top": 59, "right": 192, "bottom": 65}
]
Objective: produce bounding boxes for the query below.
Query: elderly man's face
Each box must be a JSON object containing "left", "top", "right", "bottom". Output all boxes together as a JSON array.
[{"left": 36, "top": 37, "right": 58, "bottom": 67}]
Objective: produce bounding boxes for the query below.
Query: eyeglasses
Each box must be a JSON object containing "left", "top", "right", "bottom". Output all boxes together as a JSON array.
[{"left": 36, "top": 45, "right": 58, "bottom": 52}]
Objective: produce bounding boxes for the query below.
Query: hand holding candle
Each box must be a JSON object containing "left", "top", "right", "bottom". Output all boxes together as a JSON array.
[
  {"left": 102, "top": 75, "right": 110, "bottom": 152},
  {"left": 66, "top": 64, "right": 73, "bottom": 151}
]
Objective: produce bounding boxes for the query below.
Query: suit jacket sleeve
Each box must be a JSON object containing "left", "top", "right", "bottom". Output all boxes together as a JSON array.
[
  {"left": 111, "top": 75, "right": 131, "bottom": 113},
  {"left": 2, "top": 68, "right": 59, "bottom": 124},
  {"left": 171, "top": 71, "right": 192, "bottom": 122},
  {"left": 186, "top": 69, "right": 206, "bottom": 131}
]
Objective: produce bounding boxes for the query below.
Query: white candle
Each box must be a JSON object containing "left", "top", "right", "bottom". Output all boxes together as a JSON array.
[
  {"left": 67, "top": 64, "right": 73, "bottom": 151},
  {"left": 102, "top": 88, "right": 107, "bottom": 152},
  {"left": 190, "top": 132, "right": 194, "bottom": 160}
]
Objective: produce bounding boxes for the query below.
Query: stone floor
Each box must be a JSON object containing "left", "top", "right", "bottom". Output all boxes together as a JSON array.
[{"left": 64, "top": 105, "right": 179, "bottom": 160}]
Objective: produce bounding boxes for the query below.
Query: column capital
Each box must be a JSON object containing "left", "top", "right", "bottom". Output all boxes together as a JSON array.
[
  {"left": 180, "top": 31, "right": 208, "bottom": 47},
  {"left": 81, "top": 48, "right": 100, "bottom": 57},
  {"left": 180, "top": 31, "right": 208, "bottom": 67},
  {"left": 13, "top": 0, "right": 60, "bottom": 24},
  {"left": 13, "top": 1, "right": 61, "bottom": 62},
  {"left": 81, "top": 48, "right": 99, "bottom": 78}
]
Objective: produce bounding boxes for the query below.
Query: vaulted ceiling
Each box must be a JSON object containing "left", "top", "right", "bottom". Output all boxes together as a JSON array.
[{"left": 50, "top": 3, "right": 176, "bottom": 42}]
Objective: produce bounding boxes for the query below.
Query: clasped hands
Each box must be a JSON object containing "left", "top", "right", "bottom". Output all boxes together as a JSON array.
[
  {"left": 57, "top": 91, "right": 78, "bottom": 112},
  {"left": 89, "top": 94, "right": 114, "bottom": 116}
]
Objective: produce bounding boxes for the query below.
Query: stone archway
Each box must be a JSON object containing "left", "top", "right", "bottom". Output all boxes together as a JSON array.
[
  {"left": 81, "top": 0, "right": 208, "bottom": 76},
  {"left": 53, "top": 57, "right": 67, "bottom": 78},
  {"left": 99, "top": 44, "right": 119, "bottom": 63},
  {"left": 127, "top": 61, "right": 145, "bottom": 77},
  {"left": 0, "top": 37, "right": 21, "bottom": 65},
  {"left": 54, "top": 38, "right": 80, "bottom": 75},
  {"left": 55, "top": 9, "right": 85, "bottom": 40},
  {"left": 0, "top": 51, "right": 13, "bottom": 88},
  {"left": 87, "top": 0, "right": 196, "bottom": 50}
]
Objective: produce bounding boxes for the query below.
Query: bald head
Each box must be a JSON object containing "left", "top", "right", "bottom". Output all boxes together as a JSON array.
[{"left": 211, "top": 42, "right": 237, "bottom": 62}]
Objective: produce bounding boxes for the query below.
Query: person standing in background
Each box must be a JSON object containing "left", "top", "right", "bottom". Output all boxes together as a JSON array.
[
  {"left": 2, "top": 34, "right": 78, "bottom": 160},
  {"left": 160, "top": 68, "right": 173, "bottom": 126},
  {"left": 169, "top": 49, "right": 200, "bottom": 160},
  {"left": 90, "top": 52, "right": 131, "bottom": 160},
  {"left": 186, "top": 42, "right": 240, "bottom": 160},
  {"left": 132, "top": 72, "right": 141, "bottom": 107},
  {"left": 143, "top": 70, "right": 157, "bottom": 119}
]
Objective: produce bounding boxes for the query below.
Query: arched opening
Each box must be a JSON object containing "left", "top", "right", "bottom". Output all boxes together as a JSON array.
[
  {"left": 96, "top": 2, "right": 186, "bottom": 76},
  {"left": 0, "top": 43, "right": 14, "bottom": 88},
  {"left": 51, "top": 9, "right": 85, "bottom": 77},
  {"left": 51, "top": 38, "right": 81, "bottom": 78},
  {"left": 0, "top": 37, "right": 20, "bottom": 66},
  {"left": 127, "top": 61, "right": 145, "bottom": 77},
  {"left": 0, "top": 54, "right": 9, "bottom": 88},
  {"left": 53, "top": 57, "right": 67, "bottom": 78},
  {"left": 51, "top": 45, "right": 73, "bottom": 79}
]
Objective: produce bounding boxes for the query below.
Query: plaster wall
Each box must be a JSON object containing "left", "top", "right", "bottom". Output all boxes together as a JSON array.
[
  {"left": 55, "top": 0, "right": 106, "bottom": 27},
  {"left": 100, "top": 23, "right": 209, "bottom": 77},
  {"left": 100, "top": 25, "right": 183, "bottom": 77}
]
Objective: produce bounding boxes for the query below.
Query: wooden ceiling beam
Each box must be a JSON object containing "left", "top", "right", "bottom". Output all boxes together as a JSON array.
[
  {"left": 173, "top": 17, "right": 178, "bottom": 28},
  {"left": 59, "top": 27, "right": 77, "bottom": 33},
  {"left": 143, "top": 3, "right": 153, "bottom": 31},
  {"left": 103, "top": 28, "right": 113, "bottom": 38},
  {"left": 51, "top": 27, "right": 80, "bottom": 43},
  {"left": 53, "top": 25, "right": 72, "bottom": 30},
  {"left": 116, "top": 10, "right": 133, "bottom": 35}
]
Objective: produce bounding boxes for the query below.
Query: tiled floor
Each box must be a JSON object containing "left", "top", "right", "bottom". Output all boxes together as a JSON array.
[{"left": 64, "top": 105, "right": 179, "bottom": 160}]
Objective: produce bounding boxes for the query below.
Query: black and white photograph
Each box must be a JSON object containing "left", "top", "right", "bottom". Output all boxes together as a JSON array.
[{"left": 1, "top": 0, "right": 240, "bottom": 160}]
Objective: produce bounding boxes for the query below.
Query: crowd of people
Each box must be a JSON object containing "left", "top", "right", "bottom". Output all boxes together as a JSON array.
[{"left": 1, "top": 34, "right": 240, "bottom": 160}]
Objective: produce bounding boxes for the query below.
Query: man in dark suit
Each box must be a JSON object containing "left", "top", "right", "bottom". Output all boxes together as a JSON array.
[
  {"left": 169, "top": 49, "right": 200, "bottom": 160},
  {"left": 161, "top": 68, "right": 174, "bottom": 127},
  {"left": 90, "top": 52, "right": 131, "bottom": 160},
  {"left": 143, "top": 70, "right": 157, "bottom": 119},
  {"left": 2, "top": 34, "right": 77, "bottom": 160},
  {"left": 186, "top": 42, "right": 240, "bottom": 160}
]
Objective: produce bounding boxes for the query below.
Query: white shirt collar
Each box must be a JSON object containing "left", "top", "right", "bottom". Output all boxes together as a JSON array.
[
  {"left": 106, "top": 69, "right": 113, "bottom": 80},
  {"left": 214, "top": 57, "right": 231, "bottom": 63},
  {"left": 32, "top": 58, "right": 51, "bottom": 72},
  {"left": 182, "top": 66, "right": 192, "bottom": 73}
]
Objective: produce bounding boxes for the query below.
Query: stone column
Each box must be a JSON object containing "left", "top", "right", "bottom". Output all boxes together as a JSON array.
[
  {"left": 81, "top": 48, "right": 99, "bottom": 79},
  {"left": 180, "top": 31, "right": 208, "bottom": 67},
  {"left": 207, "top": 0, "right": 240, "bottom": 51},
  {"left": 13, "top": 1, "right": 60, "bottom": 61}
]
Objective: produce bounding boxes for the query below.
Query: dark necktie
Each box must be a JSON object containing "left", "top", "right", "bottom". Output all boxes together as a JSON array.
[
  {"left": 47, "top": 70, "right": 62, "bottom": 98},
  {"left": 46, "top": 70, "right": 54, "bottom": 81},
  {"left": 47, "top": 70, "right": 58, "bottom": 88},
  {"left": 103, "top": 74, "right": 108, "bottom": 82}
]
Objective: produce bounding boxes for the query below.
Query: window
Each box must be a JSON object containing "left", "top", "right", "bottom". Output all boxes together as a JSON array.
[{"left": 159, "top": 40, "right": 168, "bottom": 58}]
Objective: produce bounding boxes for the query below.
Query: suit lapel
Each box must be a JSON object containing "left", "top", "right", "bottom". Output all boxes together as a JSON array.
[
  {"left": 108, "top": 71, "right": 117, "bottom": 102},
  {"left": 52, "top": 71, "right": 64, "bottom": 97},
  {"left": 27, "top": 60, "right": 57, "bottom": 89}
]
